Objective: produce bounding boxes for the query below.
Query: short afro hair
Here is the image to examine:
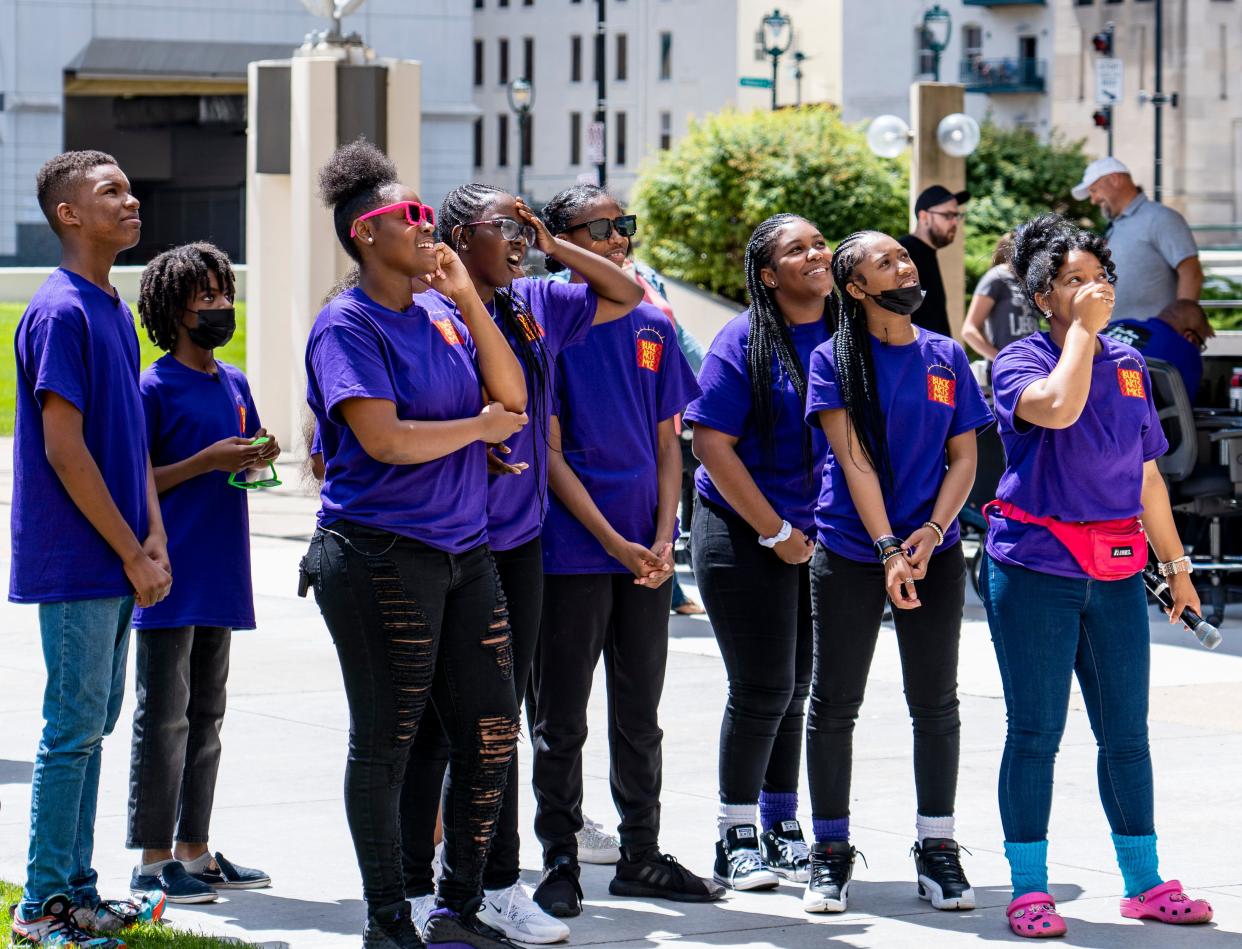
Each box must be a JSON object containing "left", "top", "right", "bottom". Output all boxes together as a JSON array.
[
  {"left": 138, "top": 242, "right": 236, "bottom": 352},
  {"left": 36, "top": 150, "right": 119, "bottom": 233},
  {"left": 318, "top": 137, "right": 399, "bottom": 263},
  {"left": 1010, "top": 213, "right": 1116, "bottom": 313}
]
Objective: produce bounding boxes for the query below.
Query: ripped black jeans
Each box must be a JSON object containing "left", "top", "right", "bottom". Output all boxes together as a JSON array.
[{"left": 304, "top": 521, "right": 519, "bottom": 914}]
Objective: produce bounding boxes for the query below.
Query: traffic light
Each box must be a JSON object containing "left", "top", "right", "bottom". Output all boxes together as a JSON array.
[
  {"left": 1092, "top": 27, "right": 1114, "bottom": 56},
  {"left": 1092, "top": 109, "right": 1111, "bottom": 130}
]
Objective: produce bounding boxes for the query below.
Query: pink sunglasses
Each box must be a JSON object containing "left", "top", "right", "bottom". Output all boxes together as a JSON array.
[{"left": 350, "top": 201, "right": 436, "bottom": 238}]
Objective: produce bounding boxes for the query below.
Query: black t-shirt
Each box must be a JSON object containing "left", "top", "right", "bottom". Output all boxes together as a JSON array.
[{"left": 897, "top": 234, "right": 950, "bottom": 338}]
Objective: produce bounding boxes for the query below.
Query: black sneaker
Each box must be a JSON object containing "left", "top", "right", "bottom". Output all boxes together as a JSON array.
[
  {"left": 130, "top": 861, "right": 217, "bottom": 904},
  {"left": 713, "top": 825, "right": 778, "bottom": 891},
  {"left": 532, "top": 855, "right": 583, "bottom": 918},
  {"left": 187, "top": 852, "right": 271, "bottom": 890},
  {"left": 802, "top": 840, "right": 859, "bottom": 914},
  {"left": 610, "top": 848, "right": 725, "bottom": 903},
  {"left": 760, "top": 819, "right": 812, "bottom": 883},
  {"left": 363, "top": 900, "right": 425, "bottom": 949},
  {"left": 423, "top": 902, "right": 518, "bottom": 949},
  {"left": 912, "top": 838, "right": 976, "bottom": 910}
]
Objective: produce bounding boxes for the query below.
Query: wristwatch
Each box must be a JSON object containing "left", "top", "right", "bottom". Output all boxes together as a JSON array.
[
  {"left": 873, "top": 535, "right": 903, "bottom": 560},
  {"left": 759, "top": 520, "right": 792, "bottom": 548}
]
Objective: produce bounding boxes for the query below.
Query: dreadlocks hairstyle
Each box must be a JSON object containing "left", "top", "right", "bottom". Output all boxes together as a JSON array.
[
  {"left": 1010, "top": 213, "right": 1116, "bottom": 315},
  {"left": 743, "top": 213, "right": 831, "bottom": 474},
  {"left": 36, "top": 150, "right": 118, "bottom": 233},
  {"left": 540, "top": 184, "right": 614, "bottom": 273},
  {"left": 138, "top": 242, "right": 236, "bottom": 352},
  {"left": 318, "top": 137, "right": 398, "bottom": 264},
  {"left": 829, "top": 230, "right": 893, "bottom": 489},
  {"left": 439, "top": 182, "right": 554, "bottom": 515}
]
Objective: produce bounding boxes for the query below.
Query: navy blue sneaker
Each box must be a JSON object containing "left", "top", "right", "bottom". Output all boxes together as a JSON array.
[
  {"left": 186, "top": 853, "right": 271, "bottom": 890},
  {"left": 130, "top": 861, "right": 217, "bottom": 905}
]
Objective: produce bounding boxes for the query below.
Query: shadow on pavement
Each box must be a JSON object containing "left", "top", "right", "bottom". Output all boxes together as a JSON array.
[
  {"left": 0, "top": 759, "right": 34, "bottom": 784},
  {"left": 178, "top": 890, "right": 366, "bottom": 939}
]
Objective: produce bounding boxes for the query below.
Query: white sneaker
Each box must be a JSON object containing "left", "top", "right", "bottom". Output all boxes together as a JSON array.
[
  {"left": 576, "top": 815, "right": 621, "bottom": 864},
  {"left": 410, "top": 893, "right": 438, "bottom": 935},
  {"left": 478, "top": 882, "right": 571, "bottom": 944}
]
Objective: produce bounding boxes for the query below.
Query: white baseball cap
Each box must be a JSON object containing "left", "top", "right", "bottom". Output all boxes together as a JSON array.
[{"left": 1072, "top": 156, "right": 1131, "bottom": 201}]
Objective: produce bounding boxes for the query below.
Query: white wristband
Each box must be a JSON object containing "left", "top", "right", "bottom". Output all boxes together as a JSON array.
[{"left": 758, "top": 520, "right": 792, "bottom": 548}]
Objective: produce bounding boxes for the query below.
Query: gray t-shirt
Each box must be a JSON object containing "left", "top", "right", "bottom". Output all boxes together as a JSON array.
[
  {"left": 976, "top": 264, "right": 1039, "bottom": 350},
  {"left": 1104, "top": 192, "right": 1198, "bottom": 322}
]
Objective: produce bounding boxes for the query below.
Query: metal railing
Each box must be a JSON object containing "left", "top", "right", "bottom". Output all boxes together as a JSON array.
[{"left": 959, "top": 57, "right": 1046, "bottom": 94}]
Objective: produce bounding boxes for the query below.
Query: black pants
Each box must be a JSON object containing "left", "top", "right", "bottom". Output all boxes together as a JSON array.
[
  {"left": 807, "top": 541, "right": 965, "bottom": 820},
  {"left": 401, "top": 538, "right": 544, "bottom": 896},
  {"left": 305, "top": 522, "right": 519, "bottom": 913},
  {"left": 532, "top": 572, "right": 672, "bottom": 863},
  {"left": 691, "top": 498, "right": 812, "bottom": 805},
  {"left": 126, "top": 626, "right": 231, "bottom": 849}
]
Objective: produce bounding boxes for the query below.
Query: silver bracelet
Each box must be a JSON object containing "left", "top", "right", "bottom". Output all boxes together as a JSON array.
[{"left": 1158, "top": 556, "right": 1193, "bottom": 577}]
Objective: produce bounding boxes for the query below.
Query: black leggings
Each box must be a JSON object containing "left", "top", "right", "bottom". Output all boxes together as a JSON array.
[
  {"left": 304, "top": 521, "right": 519, "bottom": 913},
  {"left": 691, "top": 497, "right": 811, "bottom": 805},
  {"left": 400, "top": 537, "right": 544, "bottom": 896},
  {"left": 807, "top": 541, "right": 965, "bottom": 821}
]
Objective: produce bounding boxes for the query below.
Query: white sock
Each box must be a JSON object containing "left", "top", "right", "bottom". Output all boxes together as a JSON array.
[
  {"left": 717, "top": 802, "right": 757, "bottom": 842},
  {"left": 139, "top": 857, "right": 175, "bottom": 876},
  {"left": 916, "top": 814, "right": 956, "bottom": 844},
  {"left": 180, "top": 852, "right": 213, "bottom": 873}
]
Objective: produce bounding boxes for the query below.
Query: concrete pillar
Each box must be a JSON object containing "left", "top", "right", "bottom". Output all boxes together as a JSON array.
[{"left": 910, "top": 82, "right": 967, "bottom": 341}]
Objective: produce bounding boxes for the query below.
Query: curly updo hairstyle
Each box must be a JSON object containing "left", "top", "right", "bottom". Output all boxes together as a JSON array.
[
  {"left": 1010, "top": 213, "right": 1115, "bottom": 314},
  {"left": 318, "top": 137, "right": 399, "bottom": 263},
  {"left": 138, "top": 242, "right": 236, "bottom": 352}
]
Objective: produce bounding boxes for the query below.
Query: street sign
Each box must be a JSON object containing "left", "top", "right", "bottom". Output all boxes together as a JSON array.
[
  {"left": 586, "top": 121, "right": 605, "bottom": 165},
  {"left": 739, "top": 76, "right": 773, "bottom": 89},
  {"left": 1095, "top": 57, "right": 1124, "bottom": 106}
]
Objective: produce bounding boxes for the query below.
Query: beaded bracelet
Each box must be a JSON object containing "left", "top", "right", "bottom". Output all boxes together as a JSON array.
[{"left": 922, "top": 520, "right": 945, "bottom": 545}]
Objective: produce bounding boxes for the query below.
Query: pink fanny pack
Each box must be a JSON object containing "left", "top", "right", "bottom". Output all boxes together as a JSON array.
[{"left": 985, "top": 499, "right": 1147, "bottom": 581}]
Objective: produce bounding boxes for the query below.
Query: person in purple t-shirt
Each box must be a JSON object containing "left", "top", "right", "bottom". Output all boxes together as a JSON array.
[
  {"left": 528, "top": 185, "right": 720, "bottom": 915},
  {"left": 10, "top": 151, "right": 173, "bottom": 947},
  {"left": 980, "top": 215, "right": 1213, "bottom": 938},
  {"left": 126, "top": 243, "right": 277, "bottom": 905},
  {"left": 803, "top": 230, "right": 992, "bottom": 917},
  {"left": 398, "top": 182, "right": 642, "bottom": 944},
  {"left": 685, "top": 214, "right": 832, "bottom": 892},
  {"left": 300, "top": 140, "right": 529, "bottom": 949}
]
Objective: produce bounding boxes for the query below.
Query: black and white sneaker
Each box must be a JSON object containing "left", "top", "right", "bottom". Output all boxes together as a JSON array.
[
  {"left": 760, "top": 820, "right": 812, "bottom": 883},
  {"left": 362, "top": 900, "right": 425, "bottom": 949},
  {"left": 713, "top": 825, "right": 778, "bottom": 891},
  {"left": 610, "top": 849, "right": 725, "bottom": 903},
  {"left": 532, "top": 856, "right": 583, "bottom": 919},
  {"left": 423, "top": 902, "right": 518, "bottom": 949},
  {"left": 912, "top": 838, "right": 975, "bottom": 910},
  {"left": 802, "top": 840, "right": 859, "bottom": 914}
]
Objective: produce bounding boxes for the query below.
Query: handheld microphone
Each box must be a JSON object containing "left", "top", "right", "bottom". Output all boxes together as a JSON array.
[{"left": 1142, "top": 565, "right": 1222, "bottom": 650}]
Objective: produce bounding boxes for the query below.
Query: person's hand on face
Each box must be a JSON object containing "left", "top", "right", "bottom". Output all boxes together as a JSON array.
[
  {"left": 1041, "top": 249, "right": 1114, "bottom": 335},
  {"left": 514, "top": 197, "right": 558, "bottom": 256},
  {"left": 422, "top": 243, "right": 474, "bottom": 298}
]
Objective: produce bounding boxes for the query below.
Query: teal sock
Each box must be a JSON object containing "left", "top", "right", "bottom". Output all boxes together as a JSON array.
[
  {"left": 1112, "top": 832, "right": 1162, "bottom": 898},
  {"left": 1004, "top": 840, "right": 1049, "bottom": 898}
]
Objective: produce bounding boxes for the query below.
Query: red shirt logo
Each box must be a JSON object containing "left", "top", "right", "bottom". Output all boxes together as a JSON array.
[
  {"left": 516, "top": 312, "right": 545, "bottom": 343},
  {"left": 636, "top": 327, "right": 665, "bottom": 372},
  {"left": 432, "top": 318, "right": 462, "bottom": 346},
  {"left": 1117, "top": 366, "right": 1145, "bottom": 399},
  {"left": 926, "top": 364, "right": 956, "bottom": 407}
]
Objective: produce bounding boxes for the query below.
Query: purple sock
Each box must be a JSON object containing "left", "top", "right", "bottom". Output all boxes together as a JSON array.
[
  {"left": 758, "top": 791, "right": 798, "bottom": 832},
  {"left": 813, "top": 817, "right": 849, "bottom": 843}
]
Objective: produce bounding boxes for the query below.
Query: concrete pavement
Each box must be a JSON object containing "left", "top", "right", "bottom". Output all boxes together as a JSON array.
[{"left": 1, "top": 460, "right": 1241, "bottom": 947}]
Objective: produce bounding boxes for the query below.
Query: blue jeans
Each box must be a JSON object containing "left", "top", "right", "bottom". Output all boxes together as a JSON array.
[
  {"left": 980, "top": 555, "right": 1154, "bottom": 843},
  {"left": 21, "top": 597, "right": 135, "bottom": 916}
]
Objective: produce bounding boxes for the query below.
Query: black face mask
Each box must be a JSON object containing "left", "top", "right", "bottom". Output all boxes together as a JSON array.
[
  {"left": 857, "top": 284, "right": 925, "bottom": 316},
  {"left": 183, "top": 306, "right": 236, "bottom": 349}
]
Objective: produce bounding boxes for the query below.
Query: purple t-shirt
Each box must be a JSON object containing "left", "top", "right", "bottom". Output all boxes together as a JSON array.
[
  {"left": 305, "top": 286, "right": 487, "bottom": 554},
  {"left": 485, "top": 277, "right": 597, "bottom": 551},
  {"left": 133, "top": 356, "right": 259, "bottom": 630},
  {"left": 10, "top": 269, "right": 149, "bottom": 603},
  {"left": 543, "top": 303, "right": 701, "bottom": 574},
  {"left": 805, "top": 329, "right": 993, "bottom": 562},
  {"left": 685, "top": 311, "right": 829, "bottom": 536},
  {"left": 986, "top": 331, "right": 1168, "bottom": 579}
]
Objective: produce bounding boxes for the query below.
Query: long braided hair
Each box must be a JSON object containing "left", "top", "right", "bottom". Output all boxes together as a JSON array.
[
  {"left": 743, "top": 214, "right": 831, "bottom": 475},
  {"left": 829, "top": 230, "right": 893, "bottom": 488},
  {"left": 438, "top": 183, "right": 553, "bottom": 511}
]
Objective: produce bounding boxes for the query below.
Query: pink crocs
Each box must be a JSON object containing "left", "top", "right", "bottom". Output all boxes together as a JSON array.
[
  {"left": 1120, "top": 880, "right": 1213, "bottom": 924},
  {"left": 1007, "top": 892, "right": 1068, "bottom": 938}
]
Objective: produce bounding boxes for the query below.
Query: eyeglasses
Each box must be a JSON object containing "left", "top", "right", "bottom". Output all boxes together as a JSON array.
[
  {"left": 560, "top": 215, "right": 638, "bottom": 241},
  {"left": 465, "top": 217, "right": 537, "bottom": 246},
  {"left": 1186, "top": 329, "right": 1209, "bottom": 352},
  {"left": 926, "top": 210, "right": 966, "bottom": 222},
  {"left": 350, "top": 201, "right": 436, "bottom": 238}
]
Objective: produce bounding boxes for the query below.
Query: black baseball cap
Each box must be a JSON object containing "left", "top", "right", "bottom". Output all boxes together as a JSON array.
[{"left": 915, "top": 185, "right": 971, "bottom": 214}]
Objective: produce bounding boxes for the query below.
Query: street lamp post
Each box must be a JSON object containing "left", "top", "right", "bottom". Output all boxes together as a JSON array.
[
  {"left": 921, "top": 4, "right": 952, "bottom": 83},
  {"left": 507, "top": 77, "right": 533, "bottom": 201},
  {"left": 761, "top": 9, "right": 793, "bottom": 111}
]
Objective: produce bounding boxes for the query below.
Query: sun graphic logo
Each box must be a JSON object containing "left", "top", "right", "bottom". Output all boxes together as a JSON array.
[
  {"left": 636, "top": 326, "right": 665, "bottom": 373},
  {"left": 926, "top": 361, "right": 956, "bottom": 407},
  {"left": 516, "top": 311, "right": 545, "bottom": 343},
  {"left": 1116, "top": 356, "right": 1145, "bottom": 399},
  {"left": 432, "top": 318, "right": 462, "bottom": 346}
]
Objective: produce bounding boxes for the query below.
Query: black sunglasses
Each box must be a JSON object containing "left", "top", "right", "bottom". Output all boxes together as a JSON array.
[{"left": 560, "top": 215, "right": 638, "bottom": 241}]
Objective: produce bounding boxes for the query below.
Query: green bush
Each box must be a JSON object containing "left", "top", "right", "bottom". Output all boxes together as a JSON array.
[{"left": 631, "top": 106, "right": 908, "bottom": 302}]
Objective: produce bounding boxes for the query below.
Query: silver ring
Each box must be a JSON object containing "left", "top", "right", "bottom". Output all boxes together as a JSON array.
[{"left": 902, "top": 577, "right": 914, "bottom": 585}]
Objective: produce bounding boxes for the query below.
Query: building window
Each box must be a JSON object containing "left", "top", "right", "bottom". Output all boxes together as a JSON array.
[
  {"left": 659, "top": 32, "right": 672, "bottom": 80},
  {"left": 521, "top": 114, "right": 534, "bottom": 166},
  {"left": 615, "top": 111, "right": 627, "bottom": 165},
  {"left": 474, "top": 0, "right": 484, "bottom": 8},
  {"left": 523, "top": 37, "right": 534, "bottom": 81},
  {"left": 499, "top": 38, "right": 510, "bottom": 84},
  {"left": 962, "top": 25, "right": 983, "bottom": 67},
  {"left": 570, "top": 112, "right": 582, "bottom": 165},
  {"left": 473, "top": 39, "right": 484, "bottom": 87},
  {"left": 524, "top": 0, "right": 534, "bottom": 5},
  {"left": 498, "top": 114, "right": 509, "bottom": 167},
  {"left": 498, "top": 0, "right": 509, "bottom": 6},
  {"left": 616, "top": 33, "right": 628, "bottom": 81},
  {"left": 916, "top": 27, "right": 935, "bottom": 76},
  {"left": 571, "top": 35, "right": 582, "bottom": 81},
  {"left": 659, "top": 111, "right": 672, "bottom": 150},
  {"left": 473, "top": 118, "right": 484, "bottom": 168}
]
